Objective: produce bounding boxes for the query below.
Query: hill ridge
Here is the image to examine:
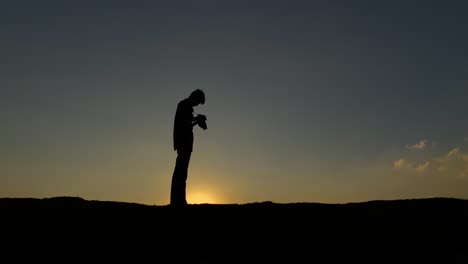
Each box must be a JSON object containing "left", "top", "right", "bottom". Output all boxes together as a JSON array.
[{"left": 2, "top": 195, "right": 466, "bottom": 207}]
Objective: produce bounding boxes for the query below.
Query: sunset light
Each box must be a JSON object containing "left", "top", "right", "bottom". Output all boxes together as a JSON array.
[
  {"left": 2, "top": 1, "right": 468, "bottom": 207},
  {"left": 2, "top": 1, "right": 467, "bottom": 258},
  {"left": 187, "top": 191, "right": 217, "bottom": 204}
]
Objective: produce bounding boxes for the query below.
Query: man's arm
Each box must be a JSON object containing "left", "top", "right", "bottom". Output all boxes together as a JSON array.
[
  {"left": 191, "top": 114, "right": 206, "bottom": 126},
  {"left": 176, "top": 101, "right": 197, "bottom": 128},
  {"left": 191, "top": 119, "right": 198, "bottom": 127}
]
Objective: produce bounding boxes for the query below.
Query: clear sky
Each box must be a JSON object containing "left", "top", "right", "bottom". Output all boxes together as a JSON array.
[{"left": 2, "top": 1, "right": 468, "bottom": 205}]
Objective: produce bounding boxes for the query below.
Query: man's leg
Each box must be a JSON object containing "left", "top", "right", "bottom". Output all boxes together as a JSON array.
[{"left": 170, "top": 150, "right": 191, "bottom": 205}]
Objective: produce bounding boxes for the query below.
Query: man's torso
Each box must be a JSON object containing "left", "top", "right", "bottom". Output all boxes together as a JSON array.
[{"left": 173, "top": 98, "right": 194, "bottom": 152}]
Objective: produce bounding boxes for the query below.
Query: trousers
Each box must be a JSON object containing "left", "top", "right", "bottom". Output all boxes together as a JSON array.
[{"left": 170, "top": 150, "right": 192, "bottom": 205}]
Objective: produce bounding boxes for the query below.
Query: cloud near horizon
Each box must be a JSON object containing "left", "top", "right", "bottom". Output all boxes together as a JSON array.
[
  {"left": 415, "top": 161, "right": 430, "bottom": 173},
  {"left": 405, "top": 139, "right": 428, "bottom": 150},
  {"left": 447, "top": 148, "right": 460, "bottom": 158},
  {"left": 393, "top": 158, "right": 430, "bottom": 173},
  {"left": 393, "top": 158, "right": 408, "bottom": 169},
  {"left": 394, "top": 139, "right": 468, "bottom": 179},
  {"left": 436, "top": 147, "right": 468, "bottom": 179}
]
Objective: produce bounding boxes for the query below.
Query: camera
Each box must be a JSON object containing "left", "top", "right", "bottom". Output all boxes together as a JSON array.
[{"left": 196, "top": 114, "right": 207, "bottom": 130}]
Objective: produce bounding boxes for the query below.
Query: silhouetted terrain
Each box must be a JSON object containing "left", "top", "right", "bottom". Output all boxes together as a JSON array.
[{"left": 1, "top": 197, "right": 467, "bottom": 262}]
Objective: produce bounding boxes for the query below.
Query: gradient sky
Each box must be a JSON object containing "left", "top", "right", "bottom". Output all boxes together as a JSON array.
[{"left": 2, "top": 1, "right": 468, "bottom": 205}]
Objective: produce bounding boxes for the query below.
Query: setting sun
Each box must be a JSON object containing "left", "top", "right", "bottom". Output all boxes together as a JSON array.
[{"left": 187, "top": 191, "right": 217, "bottom": 204}]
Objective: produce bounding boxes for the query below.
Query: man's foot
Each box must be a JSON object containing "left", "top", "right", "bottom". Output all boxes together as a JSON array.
[{"left": 170, "top": 200, "right": 188, "bottom": 207}]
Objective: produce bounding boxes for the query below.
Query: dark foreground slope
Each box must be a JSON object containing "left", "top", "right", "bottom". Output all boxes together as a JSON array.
[{"left": 1, "top": 197, "right": 467, "bottom": 262}]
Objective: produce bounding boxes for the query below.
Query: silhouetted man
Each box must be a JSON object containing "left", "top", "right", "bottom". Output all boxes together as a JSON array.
[{"left": 170, "top": 89, "right": 206, "bottom": 206}]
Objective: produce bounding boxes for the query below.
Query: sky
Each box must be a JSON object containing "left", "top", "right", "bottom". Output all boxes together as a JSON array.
[{"left": 2, "top": 1, "right": 468, "bottom": 205}]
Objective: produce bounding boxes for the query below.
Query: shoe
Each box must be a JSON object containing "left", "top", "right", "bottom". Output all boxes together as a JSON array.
[{"left": 170, "top": 200, "right": 188, "bottom": 207}]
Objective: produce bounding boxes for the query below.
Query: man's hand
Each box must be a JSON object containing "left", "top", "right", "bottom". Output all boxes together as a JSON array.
[
  {"left": 196, "top": 114, "right": 207, "bottom": 130},
  {"left": 196, "top": 114, "right": 207, "bottom": 122}
]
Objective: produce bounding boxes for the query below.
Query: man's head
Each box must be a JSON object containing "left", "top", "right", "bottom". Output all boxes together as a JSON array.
[{"left": 189, "top": 89, "right": 205, "bottom": 106}]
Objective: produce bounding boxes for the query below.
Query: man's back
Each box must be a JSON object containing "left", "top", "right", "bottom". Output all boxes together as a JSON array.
[{"left": 173, "top": 98, "right": 194, "bottom": 152}]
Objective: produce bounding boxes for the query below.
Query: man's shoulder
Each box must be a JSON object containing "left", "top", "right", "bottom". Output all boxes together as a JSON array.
[
  {"left": 178, "top": 98, "right": 192, "bottom": 110},
  {"left": 178, "top": 98, "right": 188, "bottom": 105}
]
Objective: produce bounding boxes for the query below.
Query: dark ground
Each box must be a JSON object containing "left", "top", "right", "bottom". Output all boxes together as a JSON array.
[{"left": 1, "top": 197, "right": 467, "bottom": 263}]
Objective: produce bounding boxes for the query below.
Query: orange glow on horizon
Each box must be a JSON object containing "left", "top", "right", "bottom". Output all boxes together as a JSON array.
[{"left": 187, "top": 190, "right": 218, "bottom": 204}]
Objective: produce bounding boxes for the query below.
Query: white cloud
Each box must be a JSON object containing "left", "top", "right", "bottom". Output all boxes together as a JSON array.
[
  {"left": 406, "top": 139, "right": 427, "bottom": 150},
  {"left": 434, "top": 148, "right": 468, "bottom": 179},
  {"left": 447, "top": 148, "right": 460, "bottom": 158},
  {"left": 395, "top": 138, "right": 468, "bottom": 178},
  {"left": 393, "top": 158, "right": 407, "bottom": 169},
  {"left": 416, "top": 161, "right": 430, "bottom": 173},
  {"left": 393, "top": 159, "right": 430, "bottom": 173}
]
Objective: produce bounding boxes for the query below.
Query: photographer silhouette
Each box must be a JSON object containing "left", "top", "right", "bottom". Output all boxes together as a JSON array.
[{"left": 170, "top": 89, "right": 206, "bottom": 206}]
